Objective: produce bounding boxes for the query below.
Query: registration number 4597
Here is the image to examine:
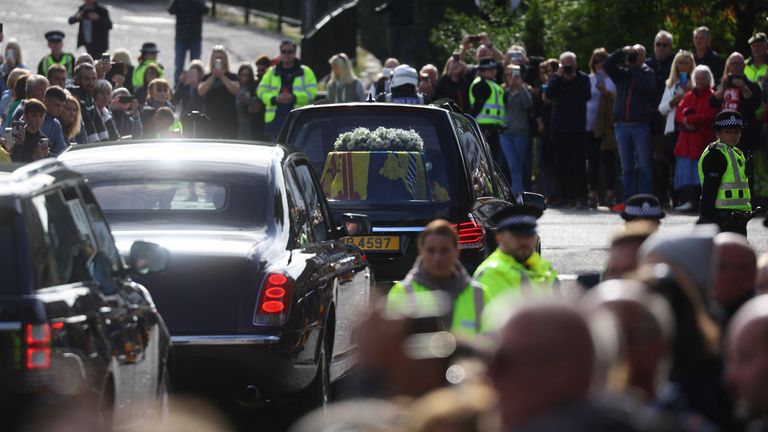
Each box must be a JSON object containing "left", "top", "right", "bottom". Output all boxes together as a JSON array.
[{"left": 343, "top": 236, "right": 400, "bottom": 251}]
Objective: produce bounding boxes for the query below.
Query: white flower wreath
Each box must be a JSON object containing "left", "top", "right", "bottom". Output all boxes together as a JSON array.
[{"left": 333, "top": 127, "right": 424, "bottom": 152}]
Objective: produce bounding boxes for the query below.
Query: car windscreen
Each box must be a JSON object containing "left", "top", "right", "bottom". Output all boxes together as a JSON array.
[
  {"left": 0, "top": 209, "right": 17, "bottom": 295},
  {"left": 287, "top": 110, "right": 457, "bottom": 204},
  {"left": 78, "top": 162, "right": 271, "bottom": 229}
]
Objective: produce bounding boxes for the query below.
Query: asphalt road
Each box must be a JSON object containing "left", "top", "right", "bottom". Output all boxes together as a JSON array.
[
  {"left": 538, "top": 206, "right": 768, "bottom": 276},
  {"left": 0, "top": 0, "right": 284, "bottom": 84}
]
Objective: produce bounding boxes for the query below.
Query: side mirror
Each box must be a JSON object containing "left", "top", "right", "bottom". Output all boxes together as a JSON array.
[
  {"left": 522, "top": 192, "right": 547, "bottom": 211},
  {"left": 339, "top": 213, "right": 372, "bottom": 237},
  {"left": 128, "top": 241, "right": 170, "bottom": 275}
]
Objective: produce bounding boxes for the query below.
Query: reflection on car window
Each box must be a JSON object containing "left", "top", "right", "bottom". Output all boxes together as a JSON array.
[
  {"left": 0, "top": 210, "right": 17, "bottom": 295},
  {"left": 80, "top": 185, "right": 123, "bottom": 272},
  {"left": 290, "top": 112, "right": 454, "bottom": 204},
  {"left": 294, "top": 164, "right": 328, "bottom": 242},
  {"left": 284, "top": 167, "right": 313, "bottom": 246},
  {"left": 26, "top": 191, "right": 94, "bottom": 287},
  {"left": 452, "top": 114, "right": 494, "bottom": 198},
  {"left": 91, "top": 181, "right": 227, "bottom": 211}
]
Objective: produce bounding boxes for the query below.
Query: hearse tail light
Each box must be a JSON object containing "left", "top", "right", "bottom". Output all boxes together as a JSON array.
[
  {"left": 452, "top": 219, "right": 485, "bottom": 249},
  {"left": 254, "top": 273, "right": 293, "bottom": 325},
  {"left": 25, "top": 323, "right": 51, "bottom": 370}
]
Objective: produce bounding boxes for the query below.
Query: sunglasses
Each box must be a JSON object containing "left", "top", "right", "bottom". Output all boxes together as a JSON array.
[{"left": 281, "top": 50, "right": 295, "bottom": 54}]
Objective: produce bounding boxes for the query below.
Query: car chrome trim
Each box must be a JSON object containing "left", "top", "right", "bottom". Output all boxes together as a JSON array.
[
  {"left": 0, "top": 321, "right": 22, "bottom": 331},
  {"left": 371, "top": 226, "right": 424, "bottom": 233},
  {"left": 171, "top": 335, "right": 280, "bottom": 345}
]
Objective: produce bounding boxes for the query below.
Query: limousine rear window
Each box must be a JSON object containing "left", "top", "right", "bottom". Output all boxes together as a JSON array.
[{"left": 91, "top": 181, "right": 227, "bottom": 211}]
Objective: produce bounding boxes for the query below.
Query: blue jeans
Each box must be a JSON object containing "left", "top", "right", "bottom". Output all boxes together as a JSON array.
[
  {"left": 175, "top": 40, "right": 202, "bottom": 85},
  {"left": 615, "top": 122, "right": 652, "bottom": 201},
  {"left": 500, "top": 132, "right": 529, "bottom": 195}
]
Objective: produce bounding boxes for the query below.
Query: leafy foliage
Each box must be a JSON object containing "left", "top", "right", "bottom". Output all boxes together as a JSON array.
[{"left": 428, "top": 0, "right": 768, "bottom": 66}]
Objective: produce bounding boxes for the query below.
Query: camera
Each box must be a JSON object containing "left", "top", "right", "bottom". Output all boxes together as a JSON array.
[
  {"left": 118, "top": 95, "right": 136, "bottom": 104},
  {"left": 452, "top": 52, "right": 460, "bottom": 62},
  {"left": 626, "top": 51, "right": 639, "bottom": 64},
  {"left": 102, "top": 52, "right": 110, "bottom": 63},
  {"left": 467, "top": 35, "right": 482, "bottom": 44},
  {"left": 562, "top": 64, "right": 575, "bottom": 75},
  {"left": 727, "top": 74, "right": 745, "bottom": 87}
]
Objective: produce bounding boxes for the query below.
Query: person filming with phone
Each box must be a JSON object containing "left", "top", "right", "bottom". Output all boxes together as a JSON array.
[
  {"left": 198, "top": 46, "right": 240, "bottom": 139},
  {"left": 710, "top": 52, "right": 762, "bottom": 153},
  {"left": 604, "top": 44, "right": 656, "bottom": 212},
  {"left": 8, "top": 99, "right": 50, "bottom": 163}
]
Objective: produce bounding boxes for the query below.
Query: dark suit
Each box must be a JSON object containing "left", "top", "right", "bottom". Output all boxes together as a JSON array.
[{"left": 69, "top": 2, "right": 113, "bottom": 56}]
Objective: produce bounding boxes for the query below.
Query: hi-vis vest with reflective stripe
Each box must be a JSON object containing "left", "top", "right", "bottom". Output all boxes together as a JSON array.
[
  {"left": 39, "top": 53, "right": 75, "bottom": 77},
  {"left": 469, "top": 76, "right": 505, "bottom": 126},
  {"left": 386, "top": 279, "right": 489, "bottom": 337},
  {"left": 698, "top": 142, "right": 752, "bottom": 211},
  {"left": 256, "top": 65, "right": 317, "bottom": 124},
  {"left": 473, "top": 249, "right": 557, "bottom": 300}
]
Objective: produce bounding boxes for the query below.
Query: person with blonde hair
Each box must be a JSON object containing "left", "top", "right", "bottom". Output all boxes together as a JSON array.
[
  {"left": 199, "top": 45, "right": 239, "bottom": 139},
  {"left": 326, "top": 53, "right": 364, "bottom": 103},
  {"left": 59, "top": 94, "right": 87, "bottom": 145},
  {"left": 658, "top": 51, "right": 695, "bottom": 137},
  {"left": 0, "top": 68, "right": 30, "bottom": 122},
  {"left": 106, "top": 48, "right": 135, "bottom": 93}
]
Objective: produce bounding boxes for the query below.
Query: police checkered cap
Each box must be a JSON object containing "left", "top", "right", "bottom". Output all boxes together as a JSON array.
[
  {"left": 498, "top": 215, "right": 538, "bottom": 228},
  {"left": 714, "top": 110, "right": 744, "bottom": 130},
  {"left": 621, "top": 194, "right": 665, "bottom": 221},
  {"left": 490, "top": 204, "right": 542, "bottom": 232}
]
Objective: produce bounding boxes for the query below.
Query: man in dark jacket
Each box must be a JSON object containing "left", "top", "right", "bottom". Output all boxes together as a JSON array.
[
  {"left": 605, "top": 45, "right": 656, "bottom": 211},
  {"left": 545, "top": 52, "right": 591, "bottom": 208},
  {"left": 693, "top": 26, "right": 725, "bottom": 84},
  {"left": 68, "top": 0, "right": 112, "bottom": 57},
  {"left": 169, "top": 0, "right": 209, "bottom": 85},
  {"left": 646, "top": 30, "right": 674, "bottom": 210},
  {"left": 68, "top": 63, "right": 108, "bottom": 143}
]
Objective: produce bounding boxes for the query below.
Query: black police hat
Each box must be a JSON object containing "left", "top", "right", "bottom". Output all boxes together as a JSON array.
[
  {"left": 141, "top": 42, "right": 160, "bottom": 54},
  {"left": 621, "top": 194, "right": 665, "bottom": 221},
  {"left": 490, "top": 204, "right": 542, "bottom": 235},
  {"left": 714, "top": 110, "right": 744, "bottom": 130},
  {"left": 45, "top": 31, "right": 65, "bottom": 42},
  {"left": 478, "top": 58, "right": 498, "bottom": 70}
]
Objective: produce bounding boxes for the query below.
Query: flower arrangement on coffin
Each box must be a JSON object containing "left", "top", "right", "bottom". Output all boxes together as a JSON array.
[{"left": 333, "top": 127, "right": 424, "bottom": 152}]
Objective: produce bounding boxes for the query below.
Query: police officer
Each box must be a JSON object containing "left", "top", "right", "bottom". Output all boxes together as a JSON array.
[
  {"left": 698, "top": 110, "right": 751, "bottom": 235},
  {"left": 377, "top": 64, "right": 425, "bottom": 104},
  {"left": 473, "top": 205, "right": 557, "bottom": 300},
  {"left": 38, "top": 31, "right": 76, "bottom": 78},
  {"left": 469, "top": 58, "right": 505, "bottom": 162},
  {"left": 620, "top": 193, "right": 665, "bottom": 229},
  {"left": 387, "top": 219, "right": 489, "bottom": 338},
  {"left": 132, "top": 42, "right": 165, "bottom": 90},
  {"left": 256, "top": 40, "right": 317, "bottom": 142}
]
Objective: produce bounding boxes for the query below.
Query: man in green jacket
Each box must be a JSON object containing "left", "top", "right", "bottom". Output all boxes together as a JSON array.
[
  {"left": 387, "top": 219, "right": 489, "bottom": 338},
  {"left": 474, "top": 205, "right": 557, "bottom": 300}
]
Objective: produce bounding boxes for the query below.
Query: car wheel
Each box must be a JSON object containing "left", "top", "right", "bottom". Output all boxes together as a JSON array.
[{"left": 302, "top": 329, "right": 331, "bottom": 412}]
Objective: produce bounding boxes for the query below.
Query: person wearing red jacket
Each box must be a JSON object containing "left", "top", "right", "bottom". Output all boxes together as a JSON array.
[{"left": 673, "top": 65, "right": 718, "bottom": 212}]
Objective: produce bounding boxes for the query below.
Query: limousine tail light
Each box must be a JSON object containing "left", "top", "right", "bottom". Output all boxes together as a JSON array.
[
  {"left": 452, "top": 219, "right": 485, "bottom": 249},
  {"left": 254, "top": 273, "right": 293, "bottom": 325},
  {"left": 25, "top": 323, "right": 51, "bottom": 370}
]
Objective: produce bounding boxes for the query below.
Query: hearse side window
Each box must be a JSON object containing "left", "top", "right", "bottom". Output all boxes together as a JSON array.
[
  {"left": 79, "top": 184, "right": 123, "bottom": 272},
  {"left": 452, "top": 114, "right": 495, "bottom": 198},
  {"left": 293, "top": 164, "right": 328, "bottom": 242},
  {"left": 284, "top": 167, "right": 313, "bottom": 246},
  {"left": 25, "top": 190, "right": 94, "bottom": 288}
]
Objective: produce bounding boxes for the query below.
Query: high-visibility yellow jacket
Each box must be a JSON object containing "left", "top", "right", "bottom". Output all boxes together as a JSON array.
[
  {"left": 698, "top": 141, "right": 751, "bottom": 212},
  {"left": 387, "top": 279, "right": 490, "bottom": 338},
  {"left": 256, "top": 64, "right": 317, "bottom": 124},
  {"left": 133, "top": 60, "right": 165, "bottom": 89},
  {"left": 469, "top": 76, "right": 505, "bottom": 126},
  {"left": 38, "top": 53, "right": 76, "bottom": 77},
  {"left": 473, "top": 249, "right": 557, "bottom": 300}
]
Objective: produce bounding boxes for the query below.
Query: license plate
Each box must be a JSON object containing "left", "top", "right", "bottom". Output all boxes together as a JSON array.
[{"left": 343, "top": 236, "right": 400, "bottom": 251}]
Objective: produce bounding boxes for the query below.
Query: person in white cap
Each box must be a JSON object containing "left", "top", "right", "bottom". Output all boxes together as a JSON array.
[{"left": 377, "top": 64, "right": 425, "bottom": 104}]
